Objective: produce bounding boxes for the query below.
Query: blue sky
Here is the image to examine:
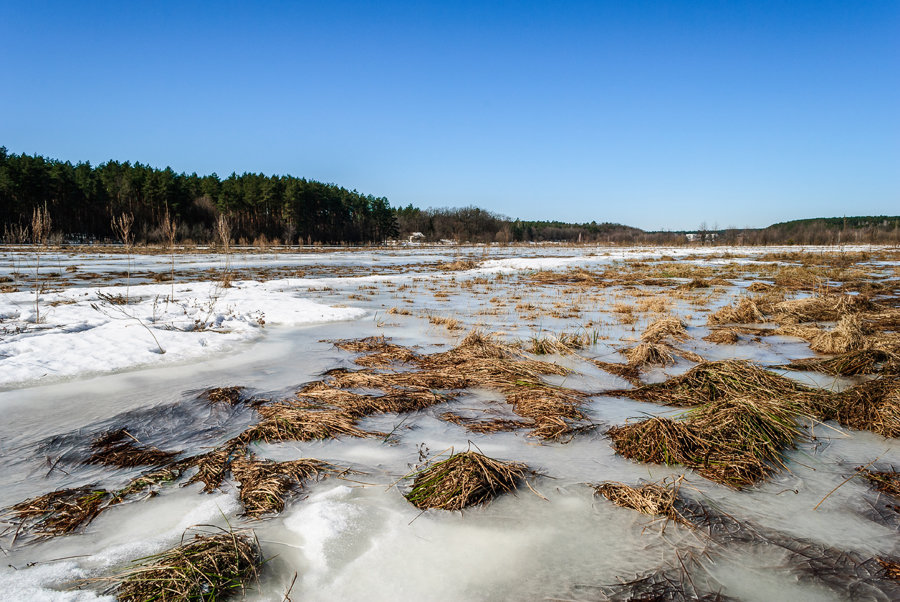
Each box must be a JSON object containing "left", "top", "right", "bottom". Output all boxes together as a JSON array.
[{"left": 1, "top": 1, "right": 897, "bottom": 230}]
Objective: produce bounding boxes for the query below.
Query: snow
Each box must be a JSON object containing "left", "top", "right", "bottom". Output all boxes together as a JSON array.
[{"left": 0, "top": 279, "right": 366, "bottom": 389}]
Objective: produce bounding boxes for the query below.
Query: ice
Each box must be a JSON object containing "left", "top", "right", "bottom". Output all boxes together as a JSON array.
[{"left": 0, "top": 244, "right": 897, "bottom": 601}]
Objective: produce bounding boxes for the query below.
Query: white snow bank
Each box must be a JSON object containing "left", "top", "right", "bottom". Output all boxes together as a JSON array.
[{"left": 0, "top": 280, "right": 366, "bottom": 388}]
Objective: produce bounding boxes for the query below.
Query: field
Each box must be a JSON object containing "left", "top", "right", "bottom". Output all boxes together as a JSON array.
[{"left": 0, "top": 243, "right": 899, "bottom": 601}]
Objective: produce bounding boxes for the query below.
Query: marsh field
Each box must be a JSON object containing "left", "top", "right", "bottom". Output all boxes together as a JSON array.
[{"left": 0, "top": 243, "right": 899, "bottom": 601}]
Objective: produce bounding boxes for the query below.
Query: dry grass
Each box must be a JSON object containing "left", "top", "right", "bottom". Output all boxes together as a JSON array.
[
  {"left": 332, "top": 335, "right": 419, "bottom": 366},
  {"left": 608, "top": 395, "right": 806, "bottom": 488},
  {"left": 608, "top": 359, "right": 822, "bottom": 409},
  {"left": 439, "top": 411, "right": 530, "bottom": 433},
  {"left": 781, "top": 348, "right": 900, "bottom": 376},
  {"left": 437, "top": 258, "right": 480, "bottom": 271},
  {"left": 185, "top": 448, "right": 239, "bottom": 492},
  {"left": 592, "top": 359, "right": 643, "bottom": 386},
  {"left": 204, "top": 386, "right": 245, "bottom": 405},
  {"left": 641, "top": 316, "right": 689, "bottom": 343},
  {"left": 703, "top": 328, "right": 740, "bottom": 344},
  {"left": 775, "top": 294, "right": 875, "bottom": 323},
  {"left": 879, "top": 559, "right": 900, "bottom": 581},
  {"left": 708, "top": 296, "right": 766, "bottom": 325},
  {"left": 114, "top": 465, "right": 186, "bottom": 500},
  {"left": 826, "top": 377, "right": 900, "bottom": 438},
  {"left": 809, "top": 314, "right": 870, "bottom": 354},
  {"left": 857, "top": 467, "right": 900, "bottom": 498},
  {"left": 625, "top": 341, "right": 676, "bottom": 366},
  {"left": 298, "top": 332, "right": 587, "bottom": 441},
  {"left": 427, "top": 314, "right": 463, "bottom": 331},
  {"left": 299, "top": 381, "right": 452, "bottom": 417},
  {"left": 242, "top": 403, "right": 382, "bottom": 443},
  {"left": 2, "top": 486, "right": 110, "bottom": 539},
  {"left": 113, "top": 528, "right": 261, "bottom": 602},
  {"left": 405, "top": 451, "right": 528, "bottom": 510},
  {"left": 593, "top": 477, "right": 684, "bottom": 523},
  {"left": 86, "top": 429, "right": 180, "bottom": 469},
  {"left": 525, "top": 331, "right": 588, "bottom": 355},
  {"left": 232, "top": 456, "right": 336, "bottom": 517}
]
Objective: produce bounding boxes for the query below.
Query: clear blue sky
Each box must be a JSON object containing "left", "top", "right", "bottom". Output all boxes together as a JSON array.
[{"left": 1, "top": 1, "right": 897, "bottom": 230}]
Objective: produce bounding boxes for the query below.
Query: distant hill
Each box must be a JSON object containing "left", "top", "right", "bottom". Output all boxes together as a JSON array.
[{"left": 767, "top": 216, "right": 900, "bottom": 231}]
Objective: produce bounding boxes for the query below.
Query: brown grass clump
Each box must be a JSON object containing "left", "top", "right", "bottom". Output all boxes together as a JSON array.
[
  {"left": 528, "top": 268, "right": 600, "bottom": 286},
  {"left": 809, "top": 314, "right": 870, "bottom": 354},
  {"left": 827, "top": 377, "right": 900, "bottom": 438},
  {"left": 593, "top": 477, "right": 684, "bottom": 523},
  {"left": 856, "top": 467, "right": 900, "bottom": 498},
  {"left": 607, "top": 417, "right": 701, "bottom": 467},
  {"left": 204, "top": 386, "right": 245, "bottom": 405},
  {"left": 502, "top": 382, "right": 589, "bottom": 440},
  {"left": 232, "top": 456, "right": 335, "bottom": 517},
  {"left": 301, "top": 385, "right": 452, "bottom": 417},
  {"left": 114, "top": 465, "right": 186, "bottom": 500},
  {"left": 306, "top": 331, "right": 587, "bottom": 441},
  {"left": 607, "top": 395, "right": 806, "bottom": 488},
  {"left": 242, "top": 403, "right": 382, "bottom": 443},
  {"left": 2, "top": 487, "right": 111, "bottom": 539},
  {"left": 775, "top": 294, "right": 875, "bottom": 323},
  {"left": 703, "top": 328, "right": 739, "bottom": 344},
  {"left": 86, "top": 429, "right": 180, "bottom": 469},
  {"left": 427, "top": 314, "right": 463, "bottom": 331},
  {"left": 437, "top": 258, "right": 479, "bottom": 271},
  {"left": 641, "top": 316, "right": 688, "bottom": 343},
  {"left": 609, "top": 359, "right": 820, "bottom": 409},
  {"left": 707, "top": 297, "right": 765, "bottom": 325},
  {"left": 113, "top": 528, "right": 261, "bottom": 602},
  {"left": 592, "top": 360, "right": 643, "bottom": 386},
  {"left": 781, "top": 348, "right": 900, "bottom": 376},
  {"left": 332, "top": 336, "right": 419, "bottom": 366},
  {"left": 405, "top": 451, "right": 528, "bottom": 510},
  {"left": 525, "top": 332, "right": 588, "bottom": 355},
  {"left": 439, "top": 412, "right": 530, "bottom": 433},
  {"left": 878, "top": 559, "right": 900, "bottom": 581},
  {"left": 625, "top": 342, "right": 676, "bottom": 366},
  {"left": 185, "top": 448, "right": 241, "bottom": 492}
]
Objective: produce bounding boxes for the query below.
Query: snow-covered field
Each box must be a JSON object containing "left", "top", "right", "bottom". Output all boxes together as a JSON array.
[{"left": 0, "top": 244, "right": 897, "bottom": 601}]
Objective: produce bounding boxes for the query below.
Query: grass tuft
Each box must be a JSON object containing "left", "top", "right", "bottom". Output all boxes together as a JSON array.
[{"left": 405, "top": 451, "right": 528, "bottom": 510}]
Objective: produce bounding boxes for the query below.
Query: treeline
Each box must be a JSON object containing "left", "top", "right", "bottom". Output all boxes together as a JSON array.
[
  {"left": 758, "top": 216, "right": 900, "bottom": 245},
  {"left": 394, "top": 205, "right": 647, "bottom": 243},
  {"left": 0, "top": 148, "right": 396, "bottom": 244},
  {"left": 2, "top": 148, "right": 897, "bottom": 246}
]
